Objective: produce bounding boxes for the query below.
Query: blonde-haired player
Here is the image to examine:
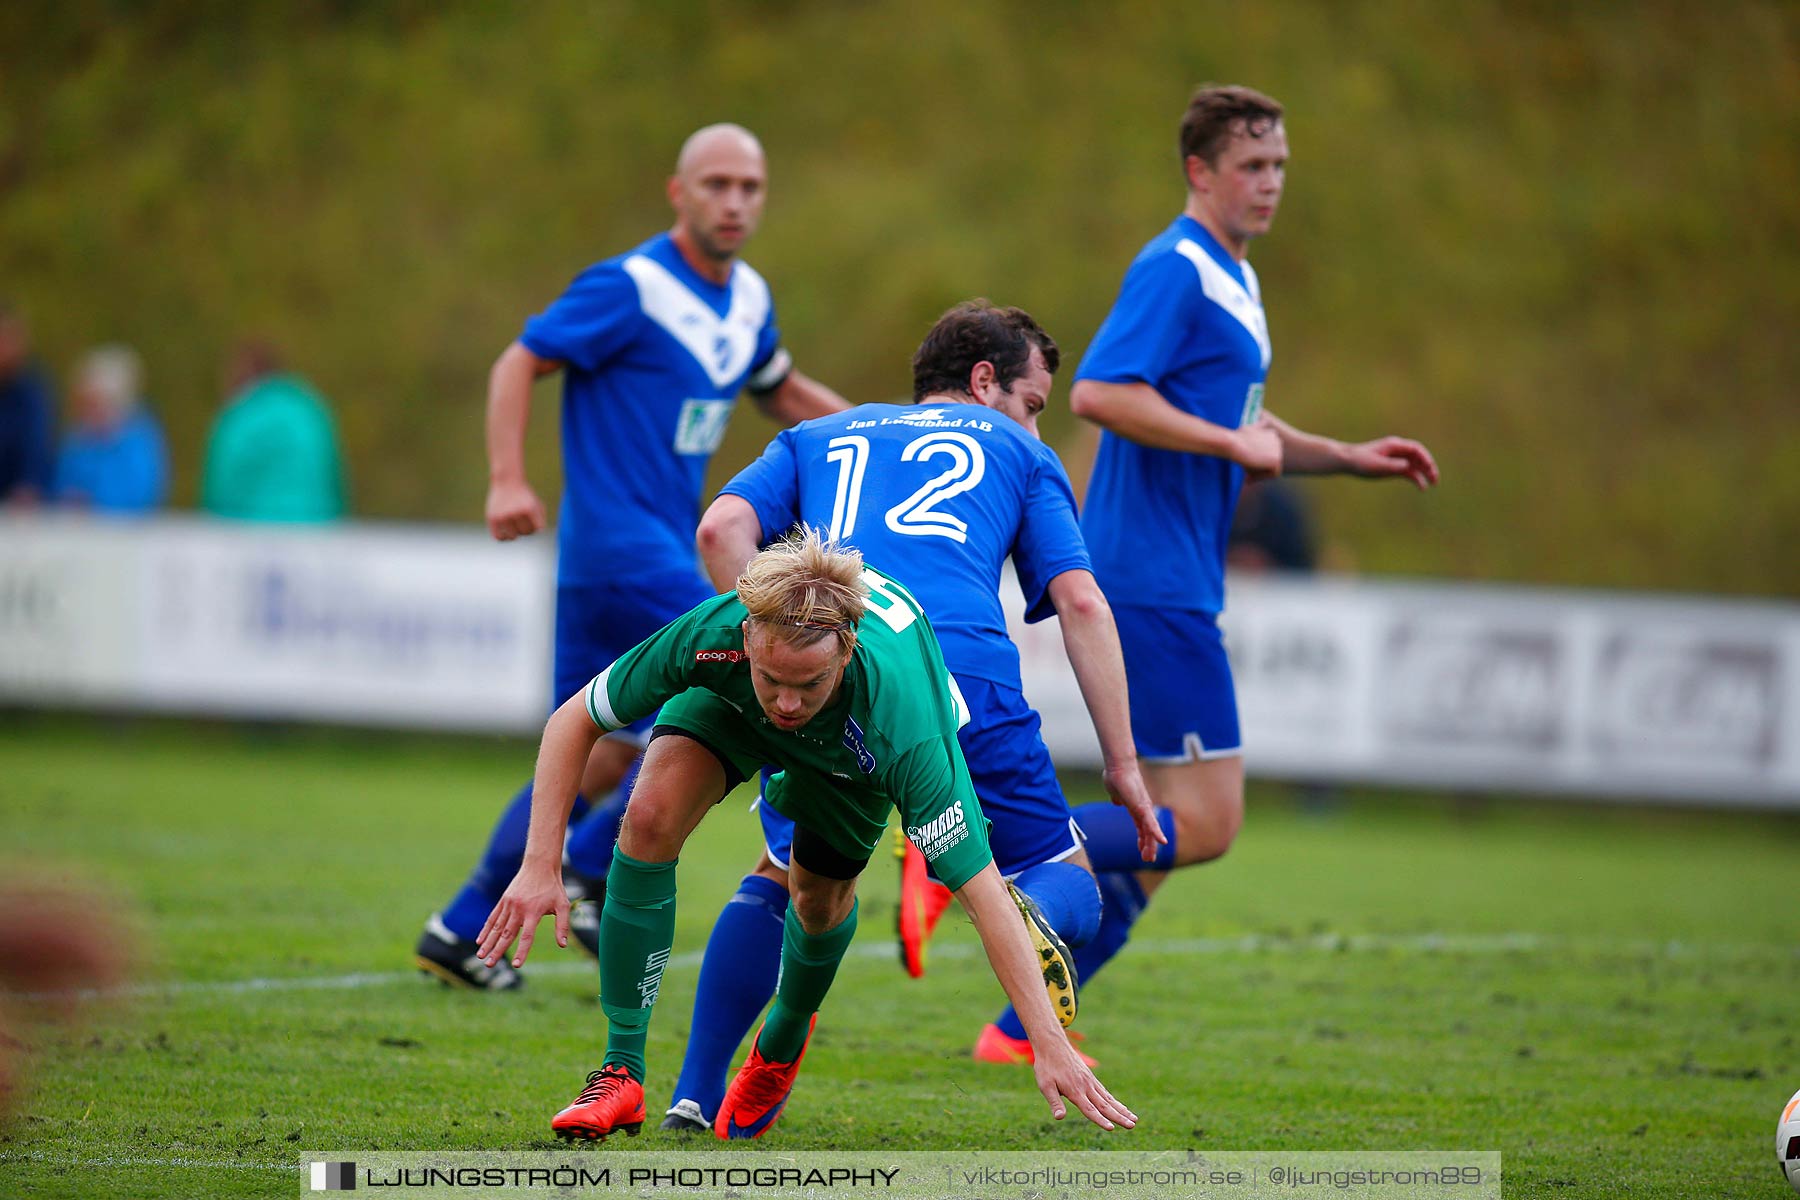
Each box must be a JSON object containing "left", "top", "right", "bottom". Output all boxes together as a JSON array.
[{"left": 477, "top": 529, "right": 1136, "bottom": 1141}]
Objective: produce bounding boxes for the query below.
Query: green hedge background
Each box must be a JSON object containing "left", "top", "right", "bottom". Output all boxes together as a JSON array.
[{"left": 4, "top": 1, "right": 1795, "bottom": 593}]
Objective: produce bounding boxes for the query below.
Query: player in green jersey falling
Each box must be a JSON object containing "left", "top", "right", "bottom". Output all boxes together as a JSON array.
[{"left": 476, "top": 527, "right": 1135, "bottom": 1141}]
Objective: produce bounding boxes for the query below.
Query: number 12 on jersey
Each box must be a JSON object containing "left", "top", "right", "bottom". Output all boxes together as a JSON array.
[{"left": 826, "top": 432, "right": 988, "bottom": 544}]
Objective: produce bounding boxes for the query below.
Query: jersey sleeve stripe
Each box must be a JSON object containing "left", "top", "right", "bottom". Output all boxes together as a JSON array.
[
  {"left": 948, "top": 675, "right": 971, "bottom": 730},
  {"left": 584, "top": 666, "right": 624, "bottom": 731}
]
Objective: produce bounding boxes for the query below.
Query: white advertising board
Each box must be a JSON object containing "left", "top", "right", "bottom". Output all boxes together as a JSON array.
[
  {"left": 0, "top": 515, "right": 554, "bottom": 733},
  {"left": 3, "top": 516, "right": 1794, "bottom": 807},
  {"left": 1011, "top": 571, "right": 1800, "bottom": 808}
]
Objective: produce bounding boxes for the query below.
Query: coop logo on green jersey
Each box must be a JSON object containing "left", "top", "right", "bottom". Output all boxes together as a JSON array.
[{"left": 907, "top": 799, "right": 969, "bottom": 859}]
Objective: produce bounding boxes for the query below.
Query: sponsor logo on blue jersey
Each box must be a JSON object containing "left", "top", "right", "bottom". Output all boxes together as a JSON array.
[{"left": 844, "top": 408, "right": 994, "bottom": 433}]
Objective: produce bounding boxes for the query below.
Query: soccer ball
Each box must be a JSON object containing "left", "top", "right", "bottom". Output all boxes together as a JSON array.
[{"left": 1780, "top": 1087, "right": 1800, "bottom": 1193}]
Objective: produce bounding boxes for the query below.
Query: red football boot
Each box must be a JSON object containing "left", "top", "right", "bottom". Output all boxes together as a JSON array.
[
  {"left": 715, "top": 1015, "right": 816, "bottom": 1140},
  {"left": 550, "top": 1064, "right": 646, "bottom": 1142},
  {"left": 972, "top": 1023, "right": 1099, "bottom": 1067},
  {"left": 896, "top": 833, "right": 954, "bottom": 978}
]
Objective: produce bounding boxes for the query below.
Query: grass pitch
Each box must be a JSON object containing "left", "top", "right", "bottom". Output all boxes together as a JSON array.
[{"left": 0, "top": 717, "right": 1794, "bottom": 1198}]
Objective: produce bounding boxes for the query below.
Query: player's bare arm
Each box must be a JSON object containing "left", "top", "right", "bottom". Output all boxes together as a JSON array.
[
  {"left": 476, "top": 691, "right": 598, "bottom": 968},
  {"left": 485, "top": 339, "right": 562, "bottom": 541},
  {"left": 749, "top": 368, "right": 851, "bottom": 425},
  {"left": 1071, "top": 378, "right": 1282, "bottom": 475},
  {"left": 955, "top": 863, "right": 1137, "bottom": 1131},
  {"left": 1045, "top": 569, "right": 1163, "bottom": 861},
  {"left": 696, "top": 494, "right": 764, "bottom": 592},
  {"left": 1263, "top": 411, "right": 1439, "bottom": 488}
]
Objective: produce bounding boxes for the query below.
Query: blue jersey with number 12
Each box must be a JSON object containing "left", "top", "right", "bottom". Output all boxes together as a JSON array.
[
  {"left": 721, "top": 402, "right": 1090, "bottom": 692},
  {"left": 520, "top": 232, "right": 785, "bottom": 588},
  {"left": 1077, "top": 215, "right": 1271, "bottom": 614}
]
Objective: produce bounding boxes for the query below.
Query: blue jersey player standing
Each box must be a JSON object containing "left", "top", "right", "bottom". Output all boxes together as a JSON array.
[
  {"left": 416, "top": 124, "right": 848, "bottom": 988},
  {"left": 1067, "top": 85, "right": 1439, "bottom": 1005},
  {"left": 651, "top": 302, "right": 1162, "bottom": 1133}
]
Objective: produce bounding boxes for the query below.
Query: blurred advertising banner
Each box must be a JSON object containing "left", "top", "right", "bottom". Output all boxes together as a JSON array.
[
  {"left": 1007, "top": 571, "right": 1800, "bottom": 809},
  {"left": 3, "top": 515, "right": 1795, "bottom": 806},
  {"left": 0, "top": 514, "right": 553, "bottom": 732}
]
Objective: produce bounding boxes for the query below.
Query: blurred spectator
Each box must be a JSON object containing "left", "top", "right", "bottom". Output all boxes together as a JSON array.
[
  {"left": 1227, "top": 478, "right": 1318, "bottom": 573},
  {"left": 52, "top": 345, "right": 169, "bottom": 513},
  {"left": 201, "top": 341, "right": 346, "bottom": 522},
  {"left": 0, "top": 303, "right": 55, "bottom": 508}
]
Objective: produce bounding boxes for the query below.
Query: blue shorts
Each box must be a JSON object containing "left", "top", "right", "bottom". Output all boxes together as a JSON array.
[
  {"left": 758, "top": 674, "right": 1080, "bottom": 880},
  {"left": 1113, "top": 604, "right": 1242, "bottom": 762},
  {"left": 553, "top": 573, "right": 717, "bottom": 738}
]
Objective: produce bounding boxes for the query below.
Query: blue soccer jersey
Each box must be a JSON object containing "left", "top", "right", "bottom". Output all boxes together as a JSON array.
[
  {"left": 521, "top": 233, "right": 786, "bottom": 587},
  {"left": 1076, "top": 216, "right": 1271, "bottom": 614},
  {"left": 720, "top": 402, "right": 1090, "bottom": 692}
]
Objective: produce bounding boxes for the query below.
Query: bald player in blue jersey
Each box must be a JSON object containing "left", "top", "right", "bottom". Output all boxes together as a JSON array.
[
  {"left": 1066, "top": 85, "right": 1439, "bottom": 1009},
  {"left": 416, "top": 124, "right": 848, "bottom": 989},
  {"left": 649, "top": 301, "right": 1162, "bottom": 1132}
]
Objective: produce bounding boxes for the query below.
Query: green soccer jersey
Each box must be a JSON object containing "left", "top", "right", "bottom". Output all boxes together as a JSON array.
[{"left": 580, "top": 565, "right": 994, "bottom": 889}]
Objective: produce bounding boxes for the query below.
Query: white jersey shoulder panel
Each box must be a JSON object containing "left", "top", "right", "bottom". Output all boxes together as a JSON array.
[
  {"left": 1174, "top": 239, "right": 1271, "bottom": 370},
  {"left": 622, "top": 254, "right": 771, "bottom": 389}
]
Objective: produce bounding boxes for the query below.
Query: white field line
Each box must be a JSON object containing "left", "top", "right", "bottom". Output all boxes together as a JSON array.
[
  {"left": 0, "top": 933, "right": 1794, "bottom": 1176},
  {"left": 0, "top": 1149, "right": 293, "bottom": 1171},
  {"left": 7, "top": 931, "right": 1794, "bottom": 1005}
]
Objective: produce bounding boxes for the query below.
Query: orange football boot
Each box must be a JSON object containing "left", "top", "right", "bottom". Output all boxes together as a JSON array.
[
  {"left": 715, "top": 1015, "right": 816, "bottom": 1140},
  {"left": 896, "top": 833, "right": 953, "bottom": 978},
  {"left": 972, "top": 1023, "right": 1098, "bottom": 1067},
  {"left": 550, "top": 1064, "right": 646, "bottom": 1142}
]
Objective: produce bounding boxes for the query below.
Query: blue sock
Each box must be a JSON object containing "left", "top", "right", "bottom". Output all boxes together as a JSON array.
[
  {"left": 565, "top": 757, "right": 640, "bottom": 878},
  {"left": 1073, "top": 803, "right": 1177, "bottom": 871},
  {"left": 1013, "top": 860, "right": 1101, "bottom": 948},
  {"left": 991, "top": 860, "right": 1101, "bottom": 1041},
  {"left": 1072, "top": 869, "right": 1148, "bottom": 988},
  {"left": 439, "top": 780, "right": 592, "bottom": 941},
  {"left": 668, "top": 874, "right": 788, "bottom": 1119},
  {"left": 999, "top": 870, "right": 1150, "bottom": 1038}
]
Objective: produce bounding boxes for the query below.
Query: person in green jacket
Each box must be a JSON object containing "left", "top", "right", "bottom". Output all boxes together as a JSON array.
[{"left": 201, "top": 341, "right": 346, "bottom": 521}]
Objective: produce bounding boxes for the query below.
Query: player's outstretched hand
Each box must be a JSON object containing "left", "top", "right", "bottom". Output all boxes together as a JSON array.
[
  {"left": 487, "top": 478, "right": 548, "bottom": 541},
  {"left": 1101, "top": 760, "right": 1165, "bottom": 862},
  {"left": 1032, "top": 1034, "right": 1138, "bottom": 1131},
  {"left": 475, "top": 866, "right": 570, "bottom": 969},
  {"left": 1347, "top": 436, "right": 1439, "bottom": 490}
]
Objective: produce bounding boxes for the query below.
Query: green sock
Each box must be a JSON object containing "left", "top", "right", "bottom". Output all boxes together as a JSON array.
[
  {"left": 757, "top": 897, "right": 858, "bottom": 1063},
  {"left": 597, "top": 849, "right": 678, "bottom": 1081}
]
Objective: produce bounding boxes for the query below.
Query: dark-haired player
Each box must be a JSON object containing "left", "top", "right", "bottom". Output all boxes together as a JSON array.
[{"left": 656, "top": 301, "right": 1161, "bottom": 1132}]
